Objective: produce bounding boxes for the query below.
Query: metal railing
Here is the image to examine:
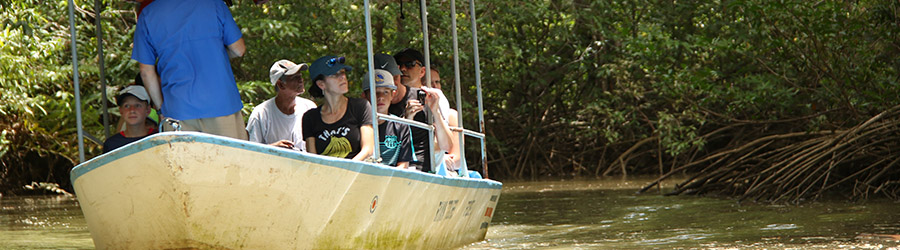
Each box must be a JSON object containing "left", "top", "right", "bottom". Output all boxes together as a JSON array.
[{"left": 360, "top": 0, "right": 488, "bottom": 178}]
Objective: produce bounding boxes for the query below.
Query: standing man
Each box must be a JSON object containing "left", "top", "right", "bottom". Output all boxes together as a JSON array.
[
  {"left": 246, "top": 60, "right": 317, "bottom": 150},
  {"left": 132, "top": 0, "right": 248, "bottom": 139}
]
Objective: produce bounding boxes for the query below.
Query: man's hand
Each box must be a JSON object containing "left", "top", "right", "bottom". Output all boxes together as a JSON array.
[
  {"left": 405, "top": 99, "right": 424, "bottom": 120},
  {"left": 444, "top": 154, "right": 460, "bottom": 172},
  {"left": 269, "top": 140, "right": 294, "bottom": 149},
  {"left": 421, "top": 87, "right": 440, "bottom": 107}
]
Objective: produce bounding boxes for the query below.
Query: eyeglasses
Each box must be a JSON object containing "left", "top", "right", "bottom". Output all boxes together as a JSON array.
[
  {"left": 398, "top": 61, "right": 421, "bottom": 68},
  {"left": 326, "top": 56, "right": 346, "bottom": 67}
]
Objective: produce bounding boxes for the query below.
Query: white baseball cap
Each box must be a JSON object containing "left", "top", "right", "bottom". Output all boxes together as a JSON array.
[
  {"left": 269, "top": 59, "right": 309, "bottom": 85},
  {"left": 116, "top": 85, "right": 150, "bottom": 106}
]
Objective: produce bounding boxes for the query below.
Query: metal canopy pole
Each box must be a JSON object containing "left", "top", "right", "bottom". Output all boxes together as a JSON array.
[
  {"left": 95, "top": 0, "right": 110, "bottom": 138},
  {"left": 364, "top": 0, "right": 381, "bottom": 161},
  {"left": 420, "top": 0, "right": 432, "bottom": 88},
  {"left": 419, "top": 0, "right": 437, "bottom": 173},
  {"left": 449, "top": 0, "right": 468, "bottom": 178},
  {"left": 468, "top": 0, "right": 487, "bottom": 178},
  {"left": 68, "top": 0, "right": 86, "bottom": 163}
]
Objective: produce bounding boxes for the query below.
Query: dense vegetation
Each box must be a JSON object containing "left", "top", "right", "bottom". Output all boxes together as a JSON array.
[{"left": 1, "top": 0, "right": 898, "bottom": 201}]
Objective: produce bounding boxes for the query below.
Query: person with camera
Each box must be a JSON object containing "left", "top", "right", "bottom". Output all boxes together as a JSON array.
[{"left": 393, "top": 48, "right": 455, "bottom": 174}]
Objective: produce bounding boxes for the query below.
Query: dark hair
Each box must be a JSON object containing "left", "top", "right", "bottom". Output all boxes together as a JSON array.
[{"left": 309, "top": 75, "right": 326, "bottom": 98}]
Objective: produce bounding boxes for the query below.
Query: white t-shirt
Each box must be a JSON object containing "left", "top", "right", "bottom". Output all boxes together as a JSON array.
[{"left": 246, "top": 97, "right": 317, "bottom": 151}]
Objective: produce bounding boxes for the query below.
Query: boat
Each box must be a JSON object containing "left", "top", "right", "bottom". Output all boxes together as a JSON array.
[
  {"left": 67, "top": 0, "right": 499, "bottom": 248},
  {"left": 70, "top": 132, "right": 502, "bottom": 249}
]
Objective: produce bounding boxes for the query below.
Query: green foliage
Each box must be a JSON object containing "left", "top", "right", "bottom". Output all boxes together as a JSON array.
[
  {"left": 0, "top": 0, "right": 140, "bottom": 191},
  {"left": 474, "top": 0, "right": 899, "bottom": 178},
  {"left": 2, "top": 0, "right": 899, "bottom": 184}
]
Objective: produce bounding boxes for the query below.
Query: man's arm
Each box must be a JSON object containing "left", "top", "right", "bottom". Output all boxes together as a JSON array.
[
  {"left": 139, "top": 63, "right": 163, "bottom": 110},
  {"left": 443, "top": 110, "right": 462, "bottom": 171},
  {"left": 227, "top": 37, "right": 245, "bottom": 59},
  {"left": 425, "top": 89, "right": 455, "bottom": 153}
]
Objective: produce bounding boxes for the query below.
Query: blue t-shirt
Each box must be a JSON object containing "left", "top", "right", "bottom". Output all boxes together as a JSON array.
[{"left": 132, "top": 0, "right": 244, "bottom": 120}]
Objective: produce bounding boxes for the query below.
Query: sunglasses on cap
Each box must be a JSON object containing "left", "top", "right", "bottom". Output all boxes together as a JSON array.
[{"left": 327, "top": 56, "right": 346, "bottom": 67}]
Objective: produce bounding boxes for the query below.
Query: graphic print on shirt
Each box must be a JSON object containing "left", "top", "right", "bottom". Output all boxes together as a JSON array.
[
  {"left": 318, "top": 127, "right": 352, "bottom": 158},
  {"left": 382, "top": 135, "right": 400, "bottom": 149}
]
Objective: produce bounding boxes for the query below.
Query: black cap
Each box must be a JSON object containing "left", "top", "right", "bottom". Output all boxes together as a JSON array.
[{"left": 393, "top": 48, "right": 424, "bottom": 64}]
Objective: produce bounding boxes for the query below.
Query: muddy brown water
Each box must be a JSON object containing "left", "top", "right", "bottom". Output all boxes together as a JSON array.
[{"left": 2, "top": 177, "right": 898, "bottom": 249}]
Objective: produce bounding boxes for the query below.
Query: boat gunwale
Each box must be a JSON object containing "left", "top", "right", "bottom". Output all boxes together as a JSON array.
[{"left": 70, "top": 132, "right": 503, "bottom": 190}]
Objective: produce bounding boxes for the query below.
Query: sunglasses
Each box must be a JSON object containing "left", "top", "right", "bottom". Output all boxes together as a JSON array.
[
  {"left": 326, "top": 56, "right": 346, "bottom": 67},
  {"left": 399, "top": 61, "right": 421, "bottom": 68}
]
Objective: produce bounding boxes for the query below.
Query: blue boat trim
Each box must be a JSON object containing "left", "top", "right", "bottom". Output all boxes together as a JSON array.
[{"left": 70, "top": 132, "right": 503, "bottom": 190}]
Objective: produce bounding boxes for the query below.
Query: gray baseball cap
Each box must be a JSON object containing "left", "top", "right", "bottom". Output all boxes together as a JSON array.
[{"left": 362, "top": 69, "right": 397, "bottom": 91}]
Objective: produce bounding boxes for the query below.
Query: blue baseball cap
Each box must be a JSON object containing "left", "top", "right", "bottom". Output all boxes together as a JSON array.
[{"left": 309, "top": 55, "right": 353, "bottom": 97}]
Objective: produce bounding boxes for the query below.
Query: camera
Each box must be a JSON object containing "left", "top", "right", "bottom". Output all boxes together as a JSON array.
[{"left": 417, "top": 89, "right": 427, "bottom": 103}]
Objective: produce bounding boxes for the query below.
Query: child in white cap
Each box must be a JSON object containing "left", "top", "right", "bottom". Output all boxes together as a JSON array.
[{"left": 103, "top": 85, "right": 158, "bottom": 153}]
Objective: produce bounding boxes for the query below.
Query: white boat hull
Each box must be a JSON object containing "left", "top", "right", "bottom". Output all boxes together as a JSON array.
[{"left": 71, "top": 133, "right": 502, "bottom": 250}]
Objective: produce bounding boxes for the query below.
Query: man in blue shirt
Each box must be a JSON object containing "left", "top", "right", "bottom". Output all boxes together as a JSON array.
[{"left": 132, "top": 0, "right": 248, "bottom": 139}]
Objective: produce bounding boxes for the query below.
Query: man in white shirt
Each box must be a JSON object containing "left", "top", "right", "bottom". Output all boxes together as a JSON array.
[{"left": 246, "top": 59, "right": 317, "bottom": 150}]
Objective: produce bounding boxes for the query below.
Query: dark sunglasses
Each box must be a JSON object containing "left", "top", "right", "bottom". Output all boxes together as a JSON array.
[
  {"left": 399, "top": 61, "right": 421, "bottom": 68},
  {"left": 326, "top": 56, "right": 346, "bottom": 67}
]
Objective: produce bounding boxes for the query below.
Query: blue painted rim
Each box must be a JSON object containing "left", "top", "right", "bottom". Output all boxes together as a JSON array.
[{"left": 70, "top": 132, "right": 503, "bottom": 190}]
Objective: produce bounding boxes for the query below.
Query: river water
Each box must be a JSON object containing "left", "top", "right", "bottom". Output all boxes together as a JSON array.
[{"left": 2, "top": 178, "right": 898, "bottom": 249}]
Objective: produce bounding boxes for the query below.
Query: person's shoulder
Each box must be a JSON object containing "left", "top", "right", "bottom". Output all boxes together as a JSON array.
[
  {"left": 249, "top": 98, "right": 275, "bottom": 116},
  {"left": 255, "top": 98, "right": 277, "bottom": 110},
  {"left": 392, "top": 120, "right": 411, "bottom": 131},
  {"left": 301, "top": 106, "right": 321, "bottom": 118},
  {"left": 103, "top": 133, "right": 125, "bottom": 144},
  {"left": 294, "top": 96, "right": 317, "bottom": 108},
  {"left": 407, "top": 87, "right": 420, "bottom": 97},
  {"left": 384, "top": 115, "right": 411, "bottom": 129},
  {"left": 102, "top": 133, "right": 127, "bottom": 151},
  {"left": 348, "top": 97, "right": 366, "bottom": 104},
  {"left": 348, "top": 97, "right": 373, "bottom": 108}
]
